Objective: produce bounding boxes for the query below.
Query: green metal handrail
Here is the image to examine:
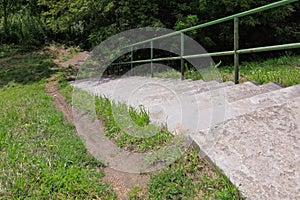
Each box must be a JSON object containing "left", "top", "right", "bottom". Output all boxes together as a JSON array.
[
  {"left": 116, "top": 43, "right": 300, "bottom": 64},
  {"left": 114, "top": 0, "right": 300, "bottom": 83}
]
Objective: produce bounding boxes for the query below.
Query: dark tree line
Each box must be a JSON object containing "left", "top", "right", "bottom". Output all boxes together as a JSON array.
[{"left": 0, "top": 0, "right": 299, "bottom": 53}]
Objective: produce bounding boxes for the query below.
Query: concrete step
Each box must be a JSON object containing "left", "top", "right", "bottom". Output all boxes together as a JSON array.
[
  {"left": 189, "top": 84, "right": 300, "bottom": 134},
  {"left": 73, "top": 76, "right": 149, "bottom": 97},
  {"left": 156, "top": 84, "right": 299, "bottom": 136},
  {"left": 73, "top": 77, "right": 233, "bottom": 106},
  {"left": 73, "top": 76, "right": 189, "bottom": 94},
  {"left": 192, "top": 95, "right": 300, "bottom": 200},
  {"left": 148, "top": 81, "right": 282, "bottom": 132},
  {"left": 259, "top": 82, "right": 284, "bottom": 91},
  {"left": 118, "top": 78, "right": 205, "bottom": 97},
  {"left": 181, "top": 81, "right": 234, "bottom": 95},
  {"left": 128, "top": 81, "right": 234, "bottom": 105}
]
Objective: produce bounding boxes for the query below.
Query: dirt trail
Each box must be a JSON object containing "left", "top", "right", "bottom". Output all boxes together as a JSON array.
[
  {"left": 46, "top": 48, "right": 149, "bottom": 200},
  {"left": 46, "top": 76, "right": 74, "bottom": 123}
]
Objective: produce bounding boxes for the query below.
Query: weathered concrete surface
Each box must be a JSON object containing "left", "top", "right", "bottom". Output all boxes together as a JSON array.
[
  {"left": 259, "top": 82, "right": 283, "bottom": 91},
  {"left": 72, "top": 76, "right": 300, "bottom": 199},
  {"left": 193, "top": 96, "right": 300, "bottom": 200}
]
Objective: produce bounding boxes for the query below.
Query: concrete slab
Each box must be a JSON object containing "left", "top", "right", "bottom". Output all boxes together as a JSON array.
[
  {"left": 260, "top": 82, "right": 284, "bottom": 91},
  {"left": 191, "top": 84, "right": 300, "bottom": 141},
  {"left": 72, "top": 77, "right": 232, "bottom": 105},
  {"left": 135, "top": 81, "right": 286, "bottom": 133},
  {"left": 193, "top": 96, "right": 300, "bottom": 199}
]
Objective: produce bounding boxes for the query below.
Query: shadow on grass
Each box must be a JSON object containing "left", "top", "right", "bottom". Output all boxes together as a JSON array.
[{"left": 0, "top": 45, "right": 57, "bottom": 87}]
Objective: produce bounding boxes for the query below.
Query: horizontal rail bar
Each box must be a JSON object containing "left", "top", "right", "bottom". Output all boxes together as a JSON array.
[
  {"left": 237, "top": 42, "right": 300, "bottom": 54},
  {"left": 127, "top": 0, "right": 298, "bottom": 48},
  {"left": 113, "top": 42, "right": 300, "bottom": 65}
]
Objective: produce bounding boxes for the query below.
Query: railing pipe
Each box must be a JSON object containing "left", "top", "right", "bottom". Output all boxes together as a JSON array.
[
  {"left": 180, "top": 33, "right": 185, "bottom": 80},
  {"left": 114, "top": 42, "right": 300, "bottom": 65},
  {"left": 130, "top": 46, "right": 133, "bottom": 75},
  {"left": 234, "top": 17, "right": 239, "bottom": 84},
  {"left": 237, "top": 43, "right": 300, "bottom": 54},
  {"left": 150, "top": 41, "right": 154, "bottom": 77}
]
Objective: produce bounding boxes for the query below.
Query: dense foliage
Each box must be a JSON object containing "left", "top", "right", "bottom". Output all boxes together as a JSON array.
[{"left": 0, "top": 0, "right": 299, "bottom": 51}]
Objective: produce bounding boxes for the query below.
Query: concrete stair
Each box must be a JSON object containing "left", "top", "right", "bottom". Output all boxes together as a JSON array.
[
  {"left": 72, "top": 76, "right": 300, "bottom": 200},
  {"left": 193, "top": 95, "right": 300, "bottom": 199}
]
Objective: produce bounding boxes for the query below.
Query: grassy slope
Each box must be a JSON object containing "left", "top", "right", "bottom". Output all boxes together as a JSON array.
[{"left": 0, "top": 46, "right": 116, "bottom": 199}]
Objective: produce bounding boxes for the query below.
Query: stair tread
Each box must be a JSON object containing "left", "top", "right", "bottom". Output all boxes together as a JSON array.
[{"left": 191, "top": 95, "right": 300, "bottom": 200}]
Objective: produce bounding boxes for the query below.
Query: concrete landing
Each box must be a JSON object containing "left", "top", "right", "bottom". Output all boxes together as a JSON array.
[{"left": 72, "top": 76, "right": 300, "bottom": 199}]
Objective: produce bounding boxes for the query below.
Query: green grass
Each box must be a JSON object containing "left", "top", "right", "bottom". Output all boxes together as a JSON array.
[
  {"left": 128, "top": 147, "right": 243, "bottom": 200},
  {"left": 0, "top": 48, "right": 56, "bottom": 87},
  {"left": 95, "top": 97, "right": 174, "bottom": 152},
  {"left": 154, "top": 69, "right": 181, "bottom": 79},
  {"left": 0, "top": 44, "right": 32, "bottom": 58},
  {"left": 220, "top": 55, "right": 300, "bottom": 86},
  {"left": 147, "top": 148, "right": 243, "bottom": 200},
  {"left": 0, "top": 46, "right": 116, "bottom": 199},
  {"left": 153, "top": 55, "right": 300, "bottom": 86}
]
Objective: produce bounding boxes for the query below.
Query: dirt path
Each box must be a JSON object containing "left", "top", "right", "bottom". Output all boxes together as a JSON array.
[
  {"left": 46, "top": 48, "right": 149, "bottom": 200},
  {"left": 46, "top": 76, "right": 74, "bottom": 123}
]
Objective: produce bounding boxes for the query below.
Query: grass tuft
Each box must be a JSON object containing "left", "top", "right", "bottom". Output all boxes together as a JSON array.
[{"left": 147, "top": 147, "right": 244, "bottom": 200}]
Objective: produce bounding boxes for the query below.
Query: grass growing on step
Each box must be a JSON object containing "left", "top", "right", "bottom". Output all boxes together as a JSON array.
[
  {"left": 148, "top": 148, "right": 243, "bottom": 200},
  {"left": 0, "top": 46, "right": 116, "bottom": 199},
  {"left": 128, "top": 185, "right": 148, "bottom": 200}
]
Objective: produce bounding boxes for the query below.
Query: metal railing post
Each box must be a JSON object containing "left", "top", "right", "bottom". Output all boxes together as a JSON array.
[
  {"left": 130, "top": 46, "right": 133, "bottom": 76},
  {"left": 234, "top": 17, "right": 239, "bottom": 84},
  {"left": 180, "top": 33, "right": 185, "bottom": 80},
  {"left": 150, "top": 41, "right": 154, "bottom": 77}
]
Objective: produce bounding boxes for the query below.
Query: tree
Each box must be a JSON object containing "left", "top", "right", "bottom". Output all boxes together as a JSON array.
[{"left": 2, "top": 0, "right": 8, "bottom": 39}]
